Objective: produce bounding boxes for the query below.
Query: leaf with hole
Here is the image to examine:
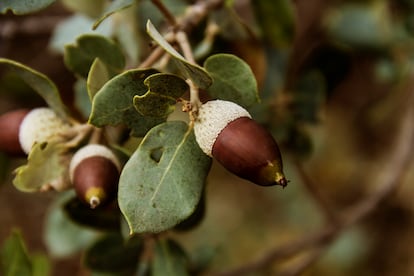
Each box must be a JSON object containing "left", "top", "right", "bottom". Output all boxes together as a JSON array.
[
  {"left": 204, "top": 54, "right": 259, "bottom": 108},
  {"left": 89, "top": 68, "right": 165, "bottom": 137},
  {"left": 146, "top": 20, "right": 212, "bottom": 89},
  {"left": 0, "top": 58, "right": 68, "bottom": 120},
  {"left": 13, "top": 141, "right": 71, "bottom": 192},
  {"left": 64, "top": 34, "right": 125, "bottom": 78},
  {"left": 118, "top": 121, "right": 212, "bottom": 234},
  {"left": 134, "top": 73, "right": 188, "bottom": 117}
]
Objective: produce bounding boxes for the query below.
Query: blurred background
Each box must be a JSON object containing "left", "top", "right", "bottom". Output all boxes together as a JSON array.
[{"left": 1, "top": 0, "right": 414, "bottom": 275}]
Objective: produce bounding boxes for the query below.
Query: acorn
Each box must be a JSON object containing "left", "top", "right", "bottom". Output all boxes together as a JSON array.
[
  {"left": 193, "top": 100, "right": 288, "bottom": 187},
  {"left": 0, "top": 109, "right": 30, "bottom": 155},
  {"left": 69, "top": 144, "right": 121, "bottom": 208},
  {"left": 18, "top": 107, "right": 70, "bottom": 154}
]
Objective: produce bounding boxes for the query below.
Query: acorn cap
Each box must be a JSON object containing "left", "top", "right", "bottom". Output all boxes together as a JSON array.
[
  {"left": 18, "top": 107, "right": 70, "bottom": 154},
  {"left": 194, "top": 100, "right": 251, "bottom": 156},
  {"left": 69, "top": 144, "right": 121, "bottom": 181}
]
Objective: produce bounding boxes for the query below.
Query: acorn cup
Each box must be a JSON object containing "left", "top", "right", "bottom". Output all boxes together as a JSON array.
[
  {"left": 70, "top": 144, "right": 121, "bottom": 209},
  {"left": 0, "top": 107, "right": 71, "bottom": 156},
  {"left": 193, "top": 100, "right": 288, "bottom": 187}
]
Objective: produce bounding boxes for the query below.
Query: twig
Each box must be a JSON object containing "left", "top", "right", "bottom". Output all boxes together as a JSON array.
[
  {"left": 294, "top": 160, "right": 340, "bottom": 226},
  {"left": 151, "top": 0, "right": 177, "bottom": 26},
  {"left": 216, "top": 90, "right": 414, "bottom": 276}
]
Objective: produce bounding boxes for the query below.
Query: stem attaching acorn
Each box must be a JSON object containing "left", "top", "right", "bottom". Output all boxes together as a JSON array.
[
  {"left": 193, "top": 100, "right": 288, "bottom": 187},
  {"left": 69, "top": 144, "right": 121, "bottom": 208}
]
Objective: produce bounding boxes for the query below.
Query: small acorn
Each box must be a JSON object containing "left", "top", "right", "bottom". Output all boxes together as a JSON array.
[
  {"left": 69, "top": 144, "right": 121, "bottom": 208},
  {"left": 0, "top": 109, "right": 30, "bottom": 155},
  {"left": 18, "top": 107, "right": 70, "bottom": 154},
  {"left": 194, "top": 100, "right": 287, "bottom": 187}
]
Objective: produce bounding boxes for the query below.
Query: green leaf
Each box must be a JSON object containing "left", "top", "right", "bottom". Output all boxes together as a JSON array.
[
  {"left": 74, "top": 78, "right": 92, "bottom": 119},
  {"left": 146, "top": 20, "right": 212, "bottom": 89},
  {"left": 152, "top": 239, "right": 189, "bottom": 276},
  {"left": 93, "top": 0, "right": 135, "bottom": 30},
  {"left": 134, "top": 73, "right": 188, "bottom": 117},
  {"left": 63, "top": 196, "right": 121, "bottom": 231},
  {"left": 0, "top": 58, "right": 68, "bottom": 120},
  {"left": 204, "top": 54, "right": 259, "bottom": 108},
  {"left": 89, "top": 68, "right": 165, "bottom": 137},
  {"left": 64, "top": 34, "right": 125, "bottom": 78},
  {"left": 1, "top": 230, "right": 32, "bottom": 276},
  {"left": 252, "top": 0, "right": 295, "bottom": 48},
  {"left": 119, "top": 121, "right": 212, "bottom": 234},
  {"left": 87, "top": 58, "right": 113, "bottom": 101},
  {"left": 0, "top": 0, "right": 55, "bottom": 14},
  {"left": 44, "top": 192, "right": 98, "bottom": 258},
  {"left": 31, "top": 254, "right": 50, "bottom": 276},
  {"left": 13, "top": 141, "right": 71, "bottom": 192},
  {"left": 49, "top": 14, "right": 113, "bottom": 54},
  {"left": 324, "top": 2, "right": 392, "bottom": 49},
  {"left": 84, "top": 233, "right": 143, "bottom": 273}
]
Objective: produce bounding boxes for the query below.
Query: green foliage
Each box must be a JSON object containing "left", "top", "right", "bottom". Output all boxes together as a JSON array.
[
  {"left": 324, "top": 2, "right": 392, "bottom": 49},
  {"left": 84, "top": 233, "right": 143, "bottom": 274},
  {"left": 252, "top": 0, "right": 295, "bottom": 48},
  {"left": 119, "top": 121, "right": 212, "bottom": 234},
  {"left": 93, "top": 0, "right": 135, "bottom": 30},
  {"left": 204, "top": 54, "right": 259, "bottom": 108},
  {"left": 87, "top": 58, "right": 114, "bottom": 101},
  {"left": 64, "top": 34, "right": 125, "bottom": 78},
  {"left": 1, "top": 230, "right": 50, "bottom": 276},
  {"left": 134, "top": 73, "right": 189, "bottom": 117},
  {"left": 0, "top": 0, "right": 55, "bottom": 14},
  {"left": 13, "top": 141, "right": 71, "bottom": 192},
  {"left": 146, "top": 20, "right": 213, "bottom": 89},
  {"left": 1, "top": 230, "right": 33, "bottom": 276},
  {"left": 44, "top": 193, "right": 99, "bottom": 258},
  {"left": 89, "top": 68, "right": 166, "bottom": 137},
  {"left": 0, "top": 58, "right": 68, "bottom": 120},
  {"left": 152, "top": 239, "right": 189, "bottom": 276}
]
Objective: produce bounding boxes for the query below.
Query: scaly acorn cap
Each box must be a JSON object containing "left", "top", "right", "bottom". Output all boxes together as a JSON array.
[
  {"left": 0, "top": 109, "right": 30, "bottom": 155},
  {"left": 18, "top": 107, "right": 70, "bottom": 154},
  {"left": 69, "top": 144, "right": 121, "bottom": 208},
  {"left": 194, "top": 100, "right": 287, "bottom": 187}
]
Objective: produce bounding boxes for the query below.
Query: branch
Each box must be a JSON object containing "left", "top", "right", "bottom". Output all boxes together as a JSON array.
[{"left": 217, "top": 91, "right": 414, "bottom": 276}]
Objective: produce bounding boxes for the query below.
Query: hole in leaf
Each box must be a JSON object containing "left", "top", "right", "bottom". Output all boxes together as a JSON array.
[{"left": 150, "top": 147, "right": 164, "bottom": 163}]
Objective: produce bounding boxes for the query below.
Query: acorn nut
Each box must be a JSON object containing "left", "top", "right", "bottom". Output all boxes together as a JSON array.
[
  {"left": 70, "top": 144, "right": 121, "bottom": 208},
  {"left": 194, "top": 100, "right": 288, "bottom": 187},
  {"left": 0, "top": 109, "right": 30, "bottom": 155}
]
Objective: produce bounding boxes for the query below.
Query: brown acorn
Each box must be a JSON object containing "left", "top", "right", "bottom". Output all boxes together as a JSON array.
[
  {"left": 194, "top": 100, "right": 287, "bottom": 187},
  {"left": 0, "top": 109, "right": 30, "bottom": 155},
  {"left": 70, "top": 144, "right": 121, "bottom": 208}
]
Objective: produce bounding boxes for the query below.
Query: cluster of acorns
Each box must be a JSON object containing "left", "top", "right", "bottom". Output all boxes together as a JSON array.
[
  {"left": 0, "top": 107, "right": 121, "bottom": 208},
  {"left": 0, "top": 100, "right": 287, "bottom": 208}
]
